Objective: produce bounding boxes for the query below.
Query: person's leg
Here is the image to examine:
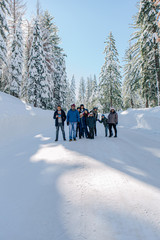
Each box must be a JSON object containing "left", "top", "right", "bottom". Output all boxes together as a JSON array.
[
  {"left": 82, "top": 128, "right": 84, "bottom": 137},
  {"left": 91, "top": 128, "right": 94, "bottom": 139},
  {"left": 79, "top": 124, "right": 82, "bottom": 138},
  {"left": 113, "top": 124, "right": 117, "bottom": 137},
  {"left": 109, "top": 124, "right": 112, "bottom": 137},
  {"left": 84, "top": 126, "right": 88, "bottom": 138},
  {"left": 55, "top": 125, "right": 59, "bottom": 141},
  {"left": 73, "top": 122, "right": 77, "bottom": 140},
  {"left": 94, "top": 125, "right": 97, "bottom": 136},
  {"left": 69, "top": 123, "right": 73, "bottom": 140},
  {"left": 105, "top": 126, "right": 108, "bottom": 137},
  {"left": 60, "top": 124, "right": 66, "bottom": 140}
]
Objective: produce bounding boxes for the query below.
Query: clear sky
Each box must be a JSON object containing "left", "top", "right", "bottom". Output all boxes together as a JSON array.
[{"left": 25, "top": 0, "right": 138, "bottom": 83}]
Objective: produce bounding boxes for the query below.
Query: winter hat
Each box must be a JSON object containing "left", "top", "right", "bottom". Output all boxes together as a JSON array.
[
  {"left": 93, "top": 107, "right": 98, "bottom": 110},
  {"left": 101, "top": 114, "right": 105, "bottom": 117},
  {"left": 71, "top": 104, "right": 75, "bottom": 108},
  {"left": 84, "top": 109, "right": 89, "bottom": 112},
  {"left": 89, "top": 112, "right": 93, "bottom": 116},
  {"left": 77, "top": 107, "right": 80, "bottom": 110},
  {"left": 80, "top": 104, "right": 84, "bottom": 108},
  {"left": 110, "top": 107, "right": 115, "bottom": 110}
]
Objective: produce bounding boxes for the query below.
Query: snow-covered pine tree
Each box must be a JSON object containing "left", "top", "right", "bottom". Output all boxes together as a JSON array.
[
  {"left": 28, "top": 18, "right": 49, "bottom": 109},
  {"left": 40, "top": 10, "right": 59, "bottom": 109},
  {"left": 8, "top": 0, "right": 26, "bottom": 37},
  {"left": 99, "top": 32, "right": 122, "bottom": 112},
  {"left": 85, "top": 76, "right": 93, "bottom": 109},
  {"left": 0, "top": 0, "right": 10, "bottom": 90},
  {"left": 70, "top": 75, "right": 76, "bottom": 104},
  {"left": 21, "top": 19, "right": 33, "bottom": 101},
  {"left": 90, "top": 74, "right": 99, "bottom": 109},
  {"left": 77, "top": 77, "right": 86, "bottom": 105},
  {"left": 9, "top": 17, "right": 23, "bottom": 98},
  {"left": 123, "top": 45, "right": 144, "bottom": 109},
  {"left": 65, "top": 79, "right": 72, "bottom": 110},
  {"left": 59, "top": 53, "right": 67, "bottom": 110},
  {"left": 53, "top": 45, "right": 67, "bottom": 109},
  {"left": 136, "top": 0, "right": 160, "bottom": 107}
]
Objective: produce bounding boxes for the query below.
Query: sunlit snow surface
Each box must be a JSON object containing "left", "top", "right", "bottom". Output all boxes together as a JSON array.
[{"left": 0, "top": 92, "right": 160, "bottom": 240}]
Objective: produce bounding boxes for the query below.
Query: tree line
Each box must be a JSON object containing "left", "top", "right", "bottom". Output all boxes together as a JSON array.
[
  {"left": 0, "top": 0, "right": 67, "bottom": 110},
  {"left": 0, "top": 0, "right": 160, "bottom": 113}
]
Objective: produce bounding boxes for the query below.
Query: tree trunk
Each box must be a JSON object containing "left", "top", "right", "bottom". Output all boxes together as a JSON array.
[
  {"left": 131, "top": 98, "right": 134, "bottom": 108},
  {"left": 153, "top": 33, "right": 160, "bottom": 106},
  {"left": 146, "top": 97, "right": 149, "bottom": 108}
]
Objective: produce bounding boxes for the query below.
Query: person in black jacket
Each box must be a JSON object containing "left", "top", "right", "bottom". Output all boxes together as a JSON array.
[
  {"left": 86, "top": 112, "right": 96, "bottom": 139},
  {"left": 92, "top": 107, "right": 98, "bottom": 136},
  {"left": 53, "top": 105, "right": 66, "bottom": 141}
]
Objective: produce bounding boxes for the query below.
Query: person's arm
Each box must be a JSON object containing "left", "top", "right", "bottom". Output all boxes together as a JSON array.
[
  {"left": 63, "top": 110, "right": 66, "bottom": 121},
  {"left": 115, "top": 113, "right": 118, "bottom": 124},
  {"left": 108, "top": 114, "right": 110, "bottom": 123},
  {"left": 67, "top": 111, "right": 69, "bottom": 123},
  {"left": 53, "top": 111, "right": 57, "bottom": 119}
]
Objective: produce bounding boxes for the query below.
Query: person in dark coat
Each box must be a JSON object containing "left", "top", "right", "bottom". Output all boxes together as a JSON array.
[
  {"left": 98, "top": 114, "right": 109, "bottom": 137},
  {"left": 53, "top": 105, "right": 66, "bottom": 141},
  {"left": 108, "top": 107, "right": 118, "bottom": 138},
  {"left": 81, "top": 109, "right": 89, "bottom": 138},
  {"left": 86, "top": 112, "right": 96, "bottom": 139},
  {"left": 76, "top": 107, "right": 82, "bottom": 139},
  {"left": 80, "top": 104, "right": 85, "bottom": 113},
  {"left": 67, "top": 104, "right": 80, "bottom": 141},
  {"left": 92, "top": 107, "right": 98, "bottom": 136}
]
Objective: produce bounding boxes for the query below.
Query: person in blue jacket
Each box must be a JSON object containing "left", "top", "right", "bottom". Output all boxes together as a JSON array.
[{"left": 67, "top": 104, "right": 80, "bottom": 141}]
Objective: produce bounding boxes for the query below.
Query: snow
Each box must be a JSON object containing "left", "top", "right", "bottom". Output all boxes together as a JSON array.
[{"left": 0, "top": 92, "right": 160, "bottom": 240}]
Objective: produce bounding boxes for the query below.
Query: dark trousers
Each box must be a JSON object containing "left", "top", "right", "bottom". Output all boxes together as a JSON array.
[
  {"left": 83, "top": 126, "right": 88, "bottom": 138},
  {"left": 94, "top": 125, "right": 97, "bottom": 136},
  {"left": 76, "top": 123, "right": 82, "bottom": 138},
  {"left": 89, "top": 127, "right": 94, "bottom": 139},
  {"left": 56, "top": 123, "right": 66, "bottom": 140},
  {"left": 109, "top": 124, "right": 117, "bottom": 137}
]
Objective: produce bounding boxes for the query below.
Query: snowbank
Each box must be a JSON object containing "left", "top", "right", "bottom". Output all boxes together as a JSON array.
[
  {"left": 0, "top": 92, "right": 53, "bottom": 142},
  {"left": 119, "top": 107, "right": 160, "bottom": 132}
]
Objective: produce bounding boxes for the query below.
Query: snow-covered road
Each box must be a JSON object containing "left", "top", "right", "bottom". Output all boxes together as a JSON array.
[{"left": 0, "top": 93, "right": 160, "bottom": 240}]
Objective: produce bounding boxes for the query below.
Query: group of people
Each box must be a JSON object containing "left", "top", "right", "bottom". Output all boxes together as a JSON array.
[{"left": 53, "top": 104, "right": 118, "bottom": 142}]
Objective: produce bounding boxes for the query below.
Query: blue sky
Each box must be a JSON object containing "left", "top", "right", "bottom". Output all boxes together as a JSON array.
[{"left": 26, "top": 0, "right": 138, "bottom": 83}]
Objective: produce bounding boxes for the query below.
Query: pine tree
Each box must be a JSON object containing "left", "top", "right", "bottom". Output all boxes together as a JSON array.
[
  {"left": 0, "top": 0, "right": 10, "bottom": 90},
  {"left": 136, "top": 0, "right": 160, "bottom": 107},
  {"left": 28, "top": 18, "right": 49, "bottom": 108},
  {"left": 78, "top": 77, "right": 86, "bottom": 105},
  {"left": 90, "top": 74, "right": 98, "bottom": 109},
  {"left": 21, "top": 19, "right": 33, "bottom": 100},
  {"left": 123, "top": 45, "right": 144, "bottom": 109},
  {"left": 59, "top": 53, "right": 67, "bottom": 109},
  {"left": 0, "top": 0, "right": 10, "bottom": 65},
  {"left": 85, "top": 76, "right": 93, "bottom": 109},
  {"left": 65, "top": 79, "right": 71, "bottom": 110},
  {"left": 99, "top": 32, "right": 122, "bottom": 112},
  {"left": 9, "top": 17, "right": 23, "bottom": 98},
  {"left": 53, "top": 46, "right": 67, "bottom": 109},
  {"left": 8, "top": 0, "right": 26, "bottom": 37},
  {"left": 70, "top": 75, "right": 76, "bottom": 104}
]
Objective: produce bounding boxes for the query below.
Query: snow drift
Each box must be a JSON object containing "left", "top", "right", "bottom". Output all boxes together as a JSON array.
[{"left": 0, "top": 92, "right": 160, "bottom": 240}]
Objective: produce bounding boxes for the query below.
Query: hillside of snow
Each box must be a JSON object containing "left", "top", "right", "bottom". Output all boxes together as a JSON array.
[{"left": 0, "top": 92, "right": 160, "bottom": 240}]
